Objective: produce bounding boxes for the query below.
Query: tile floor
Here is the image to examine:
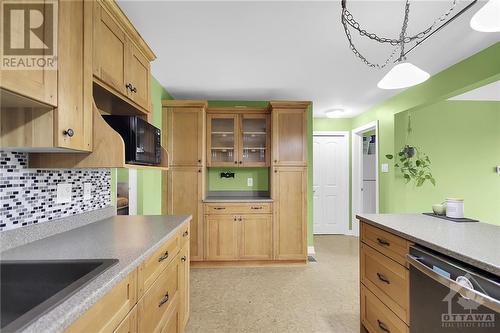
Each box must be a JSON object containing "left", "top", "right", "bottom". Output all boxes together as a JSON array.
[{"left": 186, "top": 235, "right": 360, "bottom": 333}]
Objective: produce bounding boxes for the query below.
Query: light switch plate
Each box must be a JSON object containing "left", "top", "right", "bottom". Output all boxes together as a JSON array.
[
  {"left": 381, "top": 163, "right": 389, "bottom": 173},
  {"left": 56, "top": 183, "right": 72, "bottom": 204},
  {"left": 247, "top": 177, "right": 253, "bottom": 187},
  {"left": 83, "top": 183, "right": 92, "bottom": 201}
]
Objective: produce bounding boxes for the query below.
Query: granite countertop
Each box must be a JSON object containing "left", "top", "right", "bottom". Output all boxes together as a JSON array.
[
  {"left": 204, "top": 196, "right": 273, "bottom": 203},
  {"left": 357, "top": 213, "right": 500, "bottom": 276},
  {"left": 0, "top": 214, "right": 191, "bottom": 333}
]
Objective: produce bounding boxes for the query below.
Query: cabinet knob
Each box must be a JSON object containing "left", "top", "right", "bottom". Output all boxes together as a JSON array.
[
  {"left": 274, "top": 170, "right": 277, "bottom": 173},
  {"left": 274, "top": 160, "right": 277, "bottom": 163},
  {"left": 158, "top": 251, "right": 169, "bottom": 262},
  {"left": 125, "top": 83, "right": 132, "bottom": 91},
  {"left": 158, "top": 292, "right": 170, "bottom": 307},
  {"left": 181, "top": 256, "right": 187, "bottom": 262},
  {"left": 238, "top": 217, "right": 242, "bottom": 221},
  {"left": 198, "top": 169, "right": 201, "bottom": 173},
  {"left": 238, "top": 161, "right": 242, "bottom": 164},
  {"left": 198, "top": 159, "right": 202, "bottom": 164},
  {"left": 63, "top": 128, "right": 74, "bottom": 137},
  {"left": 234, "top": 161, "right": 238, "bottom": 164},
  {"left": 131, "top": 86, "right": 137, "bottom": 93},
  {"left": 183, "top": 230, "right": 189, "bottom": 237}
]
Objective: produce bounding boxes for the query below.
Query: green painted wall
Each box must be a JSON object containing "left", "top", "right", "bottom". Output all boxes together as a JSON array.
[
  {"left": 312, "top": 42, "right": 500, "bottom": 229},
  {"left": 392, "top": 101, "right": 500, "bottom": 224},
  {"left": 207, "top": 168, "right": 269, "bottom": 191},
  {"left": 137, "top": 76, "right": 174, "bottom": 215}
]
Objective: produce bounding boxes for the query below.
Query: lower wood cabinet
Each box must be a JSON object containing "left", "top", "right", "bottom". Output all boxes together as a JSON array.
[
  {"left": 273, "top": 167, "right": 307, "bottom": 260},
  {"left": 65, "top": 224, "right": 190, "bottom": 333},
  {"left": 359, "top": 220, "right": 411, "bottom": 333},
  {"left": 204, "top": 204, "right": 273, "bottom": 261}
]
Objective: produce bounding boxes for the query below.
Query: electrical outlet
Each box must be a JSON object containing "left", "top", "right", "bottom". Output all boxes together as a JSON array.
[
  {"left": 56, "top": 183, "right": 72, "bottom": 204},
  {"left": 83, "top": 183, "right": 92, "bottom": 201},
  {"left": 381, "top": 163, "right": 389, "bottom": 173},
  {"left": 247, "top": 177, "right": 253, "bottom": 187}
]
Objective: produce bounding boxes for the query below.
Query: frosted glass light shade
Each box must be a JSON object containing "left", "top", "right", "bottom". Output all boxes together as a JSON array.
[
  {"left": 377, "top": 62, "right": 430, "bottom": 90},
  {"left": 470, "top": 0, "right": 500, "bottom": 32}
]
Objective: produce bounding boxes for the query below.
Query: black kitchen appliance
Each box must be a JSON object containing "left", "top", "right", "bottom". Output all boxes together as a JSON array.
[
  {"left": 408, "top": 246, "right": 499, "bottom": 332},
  {"left": 103, "top": 115, "right": 161, "bottom": 166}
]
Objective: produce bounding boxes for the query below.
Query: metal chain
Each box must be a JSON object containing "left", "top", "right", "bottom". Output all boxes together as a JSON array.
[{"left": 341, "top": 0, "right": 458, "bottom": 68}]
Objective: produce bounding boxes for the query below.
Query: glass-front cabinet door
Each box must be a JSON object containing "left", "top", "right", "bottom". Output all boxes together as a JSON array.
[
  {"left": 207, "top": 114, "right": 238, "bottom": 166},
  {"left": 240, "top": 114, "right": 270, "bottom": 167}
]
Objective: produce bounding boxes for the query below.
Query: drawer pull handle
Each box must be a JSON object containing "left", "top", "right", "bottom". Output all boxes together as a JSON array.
[
  {"left": 377, "top": 320, "right": 390, "bottom": 333},
  {"left": 158, "top": 251, "right": 169, "bottom": 262},
  {"left": 181, "top": 256, "right": 187, "bottom": 262},
  {"left": 377, "top": 238, "right": 390, "bottom": 246},
  {"left": 183, "top": 230, "right": 189, "bottom": 237},
  {"left": 251, "top": 206, "right": 263, "bottom": 210},
  {"left": 158, "top": 292, "right": 169, "bottom": 307},
  {"left": 377, "top": 273, "right": 390, "bottom": 284},
  {"left": 214, "top": 207, "right": 226, "bottom": 210}
]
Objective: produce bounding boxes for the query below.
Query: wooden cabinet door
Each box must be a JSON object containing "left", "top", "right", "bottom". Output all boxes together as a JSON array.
[
  {"left": 178, "top": 245, "right": 190, "bottom": 331},
  {"left": 93, "top": 2, "right": 127, "bottom": 96},
  {"left": 167, "top": 108, "right": 205, "bottom": 167},
  {"left": 167, "top": 167, "right": 204, "bottom": 261},
  {"left": 205, "top": 215, "right": 238, "bottom": 261},
  {"left": 272, "top": 109, "right": 307, "bottom": 166},
  {"left": 207, "top": 114, "right": 239, "bottom": 167},
  {"left": 238, "top": 215, "right": 273, "bottom": 260},
  {"left": 239, "top": 114, "right": 270, "bottom": 167},
  {"left": 125, "top": 42, "right": 150, "bottom": 111},
  {"left": 56, "top": 0, "right": 92, "bottom": 151},
  {"left": 0, "top": 2, "right": 57, "bottom": 106},
  {"left": 114, "top": 306, "right": 137, "bottom": 333},
  {"left": 273, "top": 167, "right": 307, "bottom": 260}
]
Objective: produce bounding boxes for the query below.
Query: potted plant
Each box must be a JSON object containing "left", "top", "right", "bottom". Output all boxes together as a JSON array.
[{"left": 386, "top": 113, "right": 436, "bottom": 187}]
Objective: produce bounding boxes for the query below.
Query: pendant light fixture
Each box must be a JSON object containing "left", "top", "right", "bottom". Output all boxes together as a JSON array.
[
  {"left": 470, "top": 0, "right": 500, "bottom": 32},
  {"left": 377, "top": 63, "right": 430, "bottom": 90},
  {"left": 341, "top": 0, "right": 479, "bottom": 89}
]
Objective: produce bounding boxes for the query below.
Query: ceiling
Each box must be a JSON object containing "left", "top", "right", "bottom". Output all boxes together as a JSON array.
[
  {"left": 118, "top": 0, "right": 499, "bottom": 117},
  {"left": 449, "top": 80, "right": 500, "bottom": 100}
]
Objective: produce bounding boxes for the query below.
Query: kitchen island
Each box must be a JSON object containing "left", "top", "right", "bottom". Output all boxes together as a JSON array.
[
  {"left": 357, "top": 213, "right": 500, "bottom": 333},
  {"left": 1, "top": 214, "right": 191, "bottom": 333}
]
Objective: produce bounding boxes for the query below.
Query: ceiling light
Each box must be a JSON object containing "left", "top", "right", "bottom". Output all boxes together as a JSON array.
[
  {"left": 470, "top": 0, "right": 500, "bottom": 32},
  {"left": 377, "top": 63, "right": 430, "bottom": 90},
  {"left": 325, "top": 109, "right": 345, "bottom": 118}
]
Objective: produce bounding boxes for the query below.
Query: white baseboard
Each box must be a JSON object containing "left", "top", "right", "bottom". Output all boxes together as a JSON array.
[{"left": 307, "top": 246, "right": 316, "bottom": 256}]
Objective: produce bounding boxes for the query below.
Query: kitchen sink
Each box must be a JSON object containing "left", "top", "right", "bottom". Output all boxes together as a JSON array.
[{"left": 0, "top": 259, "right": 118, "bottom": 333}]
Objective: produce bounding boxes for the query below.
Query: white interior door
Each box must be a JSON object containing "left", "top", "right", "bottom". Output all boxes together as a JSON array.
[{"left": 313, "top": 134, "right": 348, "bottom": 234}]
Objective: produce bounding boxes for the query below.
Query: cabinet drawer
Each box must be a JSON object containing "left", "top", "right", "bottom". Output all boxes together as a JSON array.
[
  {"left": 66, "top": 269, "right": 137, "bottom": 333},
  {"left": 361, "top": 223, "right": 410, "bottom": 267},
  {"left": 361, "top": 285, "right": 409, "bottom": 333},
  {"left": 204, "top": 203, "right": 272, "bottom": 215},
  {"left": 179, "top": 223, "right": 190, "bottom": 247},
  {"left": 138, "top": 260, "right": 179, "bottom": 333},
  {"left": 360, "top": 243, "right": 409, "bottom": 324},
  {"left": 114, "top": 306, "right": 137, "bottom": 333},
  {"left": 160, "top": 301, "right": 180, "bottom": 333},
  {"left": 139, "top": 234, "right": 180, "bottom": 295}
]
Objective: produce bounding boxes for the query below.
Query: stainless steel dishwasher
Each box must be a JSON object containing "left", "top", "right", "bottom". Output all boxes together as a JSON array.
[{"left": 408, "top": 246, "right": 500, "bottom": 333}]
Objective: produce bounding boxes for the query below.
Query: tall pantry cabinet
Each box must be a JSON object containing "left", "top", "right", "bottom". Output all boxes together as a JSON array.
[
  {"left": 271, "top": 101, "right": 309, "bottom": 260},
  {"left": 162, "top": 100, "right": 207, "bottom": 261}
]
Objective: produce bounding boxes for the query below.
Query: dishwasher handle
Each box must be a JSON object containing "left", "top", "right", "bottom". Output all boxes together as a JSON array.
[{"left": 407, "top": 254, "right": 500, "bottom": 313}]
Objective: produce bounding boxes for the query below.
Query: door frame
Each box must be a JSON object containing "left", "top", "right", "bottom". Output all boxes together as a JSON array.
[
  {"left": 312, "top": 131, "right": 350, "bottom": 235},
  {"left": 351, "top": 121, "right": 379, "bottom": 236}
]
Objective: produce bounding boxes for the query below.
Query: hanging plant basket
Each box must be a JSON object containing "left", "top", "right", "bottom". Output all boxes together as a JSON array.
[{"left": 386, "top": 112, "right": 436, "bottom": 187}]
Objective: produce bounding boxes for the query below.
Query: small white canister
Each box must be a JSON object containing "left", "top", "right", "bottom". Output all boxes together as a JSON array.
[{"left": 446, "top": 198, "right": 464, "bottom": 218}]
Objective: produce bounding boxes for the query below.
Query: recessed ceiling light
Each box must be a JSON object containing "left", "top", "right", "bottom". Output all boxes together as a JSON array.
[
  {"left": 471, "top": 0, "right": 500, "bottom": 32},
  {"left": 325, "top": 108, "right": 345, "bottom": 118},
  {"left": 377, "top": 62, "right": 430, "bottom": 90}
]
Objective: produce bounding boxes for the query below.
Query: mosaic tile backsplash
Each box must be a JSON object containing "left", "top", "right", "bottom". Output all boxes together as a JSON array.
[{"left": 0, "top": 151, "right": 111, "bottom": 231}]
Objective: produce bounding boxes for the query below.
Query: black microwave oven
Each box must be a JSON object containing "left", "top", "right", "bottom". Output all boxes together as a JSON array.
[{"left": 103, "top": 115, "right": 161, "bottom": 166}]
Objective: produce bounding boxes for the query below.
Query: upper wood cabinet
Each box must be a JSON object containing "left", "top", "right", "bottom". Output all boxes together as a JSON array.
[
  {"left": 163, "top": 100, "right": 207, "bottom": 167},
  {"left": 273, "top": 166, "right": 307, "bottom": 260},
  {"left": 207, "top": 109, "right": 271, "bottom": 167},
  {"left": 271, "top": 101, "right": 310, "bottom": 166},
  {"left": 1, "top": 0, "right": 93, "bottom": 152},
  {"left": 93, "top": 0, "right": 155, "bottom": 113}
]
